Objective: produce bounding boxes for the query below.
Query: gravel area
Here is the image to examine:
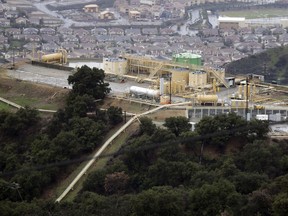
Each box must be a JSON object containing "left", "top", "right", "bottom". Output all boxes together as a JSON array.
[{"left": 8, "top": 64, "right": 152, "bottom": 95}]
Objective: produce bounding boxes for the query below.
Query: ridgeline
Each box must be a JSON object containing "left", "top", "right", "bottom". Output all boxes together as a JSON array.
[{"left": 226, "top": 45, "right": 288, "bottom": 84}]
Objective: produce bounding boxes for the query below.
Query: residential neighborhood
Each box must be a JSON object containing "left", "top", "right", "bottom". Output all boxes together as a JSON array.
[{"left": 0, "top": 0, "right": 288, "bottom": 68}]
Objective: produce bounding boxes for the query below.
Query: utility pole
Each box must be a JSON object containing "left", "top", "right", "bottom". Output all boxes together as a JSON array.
[
  {"left": 245, "top": 76, "right": 249, "bottom": 121},
  {"left": 263, "top": 63, "right": 267, "bottom": 75},
  {"left": 169, "top": 74, "right": 172, "bottom": 104},
  {"left": 12, "top": 48, "right": 15, "bottom": 69}
]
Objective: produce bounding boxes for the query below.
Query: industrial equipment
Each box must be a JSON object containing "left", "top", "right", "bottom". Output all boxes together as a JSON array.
[
  {"left": 121, "top": 54, "right": 229, "bottom": 89},
  {"left": 196, "top": 95, "right": 218, "bottom": 105},
  {"left": 40, "top": 49, "right": 68, "bottom": 64},
  {"left": 254, "top": 105, "right": 265, "bottom": 110},
  {"left": 173, "top": 53, "right": 202, "bottom": 66},
  {"left": 129, "top": 86, "right": 160, "bottom": 100}
]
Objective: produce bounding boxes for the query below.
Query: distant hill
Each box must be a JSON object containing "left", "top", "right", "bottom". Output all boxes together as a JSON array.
[{"left": 225, "top": 45, "right": 288, "bottom": 85}]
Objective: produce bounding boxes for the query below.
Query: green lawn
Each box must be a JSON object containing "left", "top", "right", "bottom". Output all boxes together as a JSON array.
[{"left": 220, "top": 8, "right": 288, "bottom": 19}]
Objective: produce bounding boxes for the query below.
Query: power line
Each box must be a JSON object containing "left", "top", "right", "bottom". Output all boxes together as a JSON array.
[{"left": 1, "top": 119, "right": 284, "bottom": 178}]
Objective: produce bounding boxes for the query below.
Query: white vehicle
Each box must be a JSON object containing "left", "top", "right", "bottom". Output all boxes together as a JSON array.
[{"left": 256, "top": 114, "right": 268, "bottom": 121}]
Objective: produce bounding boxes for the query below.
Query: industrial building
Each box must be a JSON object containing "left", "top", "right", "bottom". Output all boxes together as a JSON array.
[{"left": 103, "top": 53, "right": 228, "bottom": 97}]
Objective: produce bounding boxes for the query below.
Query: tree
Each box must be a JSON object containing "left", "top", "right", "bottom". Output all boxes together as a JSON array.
[
  {"left": 67, "top": 65, "right": 110, "bottom": 100},
  {"left": 188, "top": 180, "right": 237, "bottom": 215},
  {"left": 133, "top": 186, "right": 186, "bottom": 216},
  {"left": 51, "top": 131, "right": 79, "bottom": 160},
  {"left": 237, "top": 140, "right": 282, "bottom": 177},
  {"left": 139, "top": 117, "right": 156, "bottom": 136},
  {"left": 232, "top": 172, "right": 268, "bottom": 194},
  {"left": 69, "top": 117, "right": 105, "bottom": 152},
  {"left": 195, "top": 113, "right": 247, "bottom": 150},
  {"left": 145, "top": 159, "right": 198, "bottom": 188},
  {"left": 243, "top": 190, "right": 272, "bottom": 216},
  {"left": 0, "top": 107, "right": 40, "bottom": 137},
  {"left": 104, "top": 171, "right": 129, "bottom": 195},
  {"left": 74, "top": 192, "right": 107, "bottom": 215},
  {"left": 46, "top": 109, "right": 68, "bottom": 138},
  {"left": 164, "top": 116, "right": 191, "bottom": 136},
  {"left": 82, "top": 170, "right": 107, "bottom": 194},
  {"left": 248, "top": 119, "right": 269, "bottom": 141},
  {"left": 107, "top": 106, "right": 123, "bottom": 125},
  {"left": 272, "top": 193, "right": 288, "bottom": 216},
  {"left": 66, "top": 94, "right": 96, "bottom": 117}
]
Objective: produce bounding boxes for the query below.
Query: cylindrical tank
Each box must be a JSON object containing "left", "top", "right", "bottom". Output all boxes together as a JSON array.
[
  {"left": 41, "top": 53, "right": 64, "bottom": 62},
  {"left": 130, "top": 86, "right": 160, "bottom": 98},
  {"left": 173, "top": 53, "right": 202, "bottom": 66},
  {"left": 197, "top": 95, "right": 218, "bottom": 103}
]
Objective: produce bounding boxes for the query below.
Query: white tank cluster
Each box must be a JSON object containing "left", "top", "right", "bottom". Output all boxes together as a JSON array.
[{"left": 129, "top": 86, "right": 160, "bottom": 99}]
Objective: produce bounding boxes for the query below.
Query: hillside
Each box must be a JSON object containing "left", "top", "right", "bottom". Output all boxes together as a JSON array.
[
  {"left": 0, "top": 68, "right": 68, "bottom": 111},
  {"left": 226, "top": 45, "right": 288, "bottom": 84}
]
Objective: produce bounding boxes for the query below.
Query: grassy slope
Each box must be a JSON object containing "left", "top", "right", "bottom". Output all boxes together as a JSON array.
[
  {"left": 226, "top": 46, "right": 288, "bottom": 84},
  {"left": 0, "top": 69, "right": 68, "bottom": 111}
]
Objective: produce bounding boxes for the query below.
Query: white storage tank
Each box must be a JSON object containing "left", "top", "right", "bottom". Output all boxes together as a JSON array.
[{"left": 129, "top": 86, "right": 160, "bottom": 99}]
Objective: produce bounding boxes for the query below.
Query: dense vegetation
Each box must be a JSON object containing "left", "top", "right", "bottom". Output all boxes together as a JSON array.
[
  {"left": 0, "top": 66, "right": 124, "bottom": 202},
  {"left": 226, "top": 45, "right": 288, "bottom": 84},
  {"left": 1, "top": 106, "right": 288, "bottom": 215}
]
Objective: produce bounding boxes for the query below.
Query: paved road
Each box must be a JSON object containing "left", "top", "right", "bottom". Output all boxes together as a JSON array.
[{"left": 34, "top": 0, "right": 81, "bottom": 28}]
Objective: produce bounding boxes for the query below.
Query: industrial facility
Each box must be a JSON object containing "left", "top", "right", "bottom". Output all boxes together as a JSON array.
[
  {"left": 17, "top": 49, "right": 288, "bottom": 122},
  {"left": 103, "top": 53, "right": 228, "bottom": 103}
]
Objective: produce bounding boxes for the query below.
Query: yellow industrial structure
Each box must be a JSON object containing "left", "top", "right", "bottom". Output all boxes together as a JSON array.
[
  {"left": 103, "top": 54, "right": 229, "bottom": 94},
  {"left": 230, "top": 83, "right": 257, "bottom": 108},
  {"left": 103, "top": 57, "right": 127, "bottom": 76},
  {"left": 39, "top": 49, "right": 68, "bottom": 65}
]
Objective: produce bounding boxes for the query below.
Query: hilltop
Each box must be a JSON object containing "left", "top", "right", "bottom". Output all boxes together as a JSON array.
[{"left": 226, "top": 45, "right": 288, "bottom": 84}]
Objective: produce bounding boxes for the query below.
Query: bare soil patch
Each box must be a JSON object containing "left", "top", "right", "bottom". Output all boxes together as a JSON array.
[
  {"left": 101, "top": 97, "right": 157, "bottom": 114},
  {"left": 147, "top": 109, "right": 186, "bottom": 121}
]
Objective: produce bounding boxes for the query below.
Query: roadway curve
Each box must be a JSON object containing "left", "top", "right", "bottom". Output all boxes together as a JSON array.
[
  {"left": 34, "top": 1, "right": 81, "bottom": 28},
  {"left": 55, "top": 101, "right": 191, "bottom": 202}
]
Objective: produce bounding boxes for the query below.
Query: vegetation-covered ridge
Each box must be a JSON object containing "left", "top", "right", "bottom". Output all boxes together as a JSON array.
[
  {"left": 0, "top": 65, "right": 125, "bottom": 203},
  {"left": 226, "top": 45, "right": 288, "bottom": 84},
  {"left": 2, "top": 108, "right": 288, "bottom": 215}
]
